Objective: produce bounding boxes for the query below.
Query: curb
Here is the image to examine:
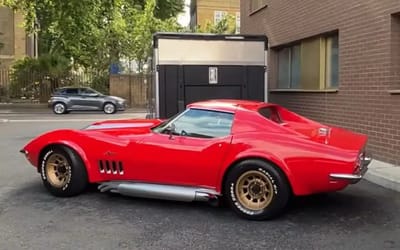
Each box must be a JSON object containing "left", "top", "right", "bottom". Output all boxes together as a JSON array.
[{"left": 364, "top": 159, "right": 400, "bottom": 193}]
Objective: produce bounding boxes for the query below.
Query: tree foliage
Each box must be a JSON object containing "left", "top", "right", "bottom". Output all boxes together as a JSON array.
[
  {"left": 0, "top": 32, "right": 4, "bottom": 52},
  {"left": 195, "top": 14, "right": 236, "bottom": 34},
  {"left": 1, "top": 0, "right": 184, "bottom": 72}
]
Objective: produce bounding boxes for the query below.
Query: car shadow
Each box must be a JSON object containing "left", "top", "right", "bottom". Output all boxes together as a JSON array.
[{"left": 2, "top": 180, "right": 397, "bottom": 226}]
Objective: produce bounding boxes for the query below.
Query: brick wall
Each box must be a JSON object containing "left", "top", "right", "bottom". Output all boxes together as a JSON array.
[{"left": 241, "top": 0, "right": 400, "bottom": 165}]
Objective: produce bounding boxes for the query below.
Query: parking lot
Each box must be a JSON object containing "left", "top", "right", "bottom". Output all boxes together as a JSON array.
[{"left": 0, "top": 111, "right": 399, "bottom": 250}]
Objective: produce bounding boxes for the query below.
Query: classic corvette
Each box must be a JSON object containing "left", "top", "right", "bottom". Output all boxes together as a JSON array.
[{"left": 20, "top": 99, "right": 371, "bottom": 220}]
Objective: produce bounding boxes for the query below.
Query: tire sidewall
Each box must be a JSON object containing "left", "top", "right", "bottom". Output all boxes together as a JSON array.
[
  {"left": 40, "top": 146, "right": 88, "bottom": 197},
  {"left": 224, "top": 160, "right": 290, "bottom": 220}
]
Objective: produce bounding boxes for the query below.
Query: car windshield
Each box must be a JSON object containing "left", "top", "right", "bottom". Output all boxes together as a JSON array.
[
  {"left": 152, "top": 108, "right": 234, "bottom": 138},
  {"left": 151, "top": 111, "right": 184, "bottom": 133}
]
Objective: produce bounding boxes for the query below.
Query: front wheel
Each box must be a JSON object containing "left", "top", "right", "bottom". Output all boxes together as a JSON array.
[
  {"left": 40, "top": 146, "right": 88, "bottom": 197},
  {"left": 103, "top": 103, "right": 116, "bottom": 114},
  {"left": 53, "top": 102, "right": 67, "bottom": 114},
  {"left": 224, "top": 159, "right": 290, "bottom": 220}
]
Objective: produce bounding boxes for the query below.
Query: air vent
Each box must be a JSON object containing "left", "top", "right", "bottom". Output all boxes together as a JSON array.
[{"left": 98, "top": 160, "right": 124, "bottom": 175}]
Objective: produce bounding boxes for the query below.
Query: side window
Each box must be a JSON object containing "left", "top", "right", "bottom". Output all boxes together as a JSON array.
[
  {"left": 258, "top": 107, "right": 282, "bottom": 124},
  {"left": 80, "top": 88, "right": 95, "bottom": 95},
  {"left": 172, "top": 109, "right": 234, "bottom": 138},
  {"left": 65, "top": 88, "right": 79, "bottom": 95}
]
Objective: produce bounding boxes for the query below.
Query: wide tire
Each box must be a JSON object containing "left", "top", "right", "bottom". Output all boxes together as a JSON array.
[
  {"left": 53, "top": 102, "right": 67, "bottom": 114},
  {"left": 103, "top": 102, "right": 116, "bottom": 114},
  {"left": 224, "top": 159, "right": 290, "bottom": 220},
  {"left": 39, "top": 146, "right": 88, "bottom": 197}
]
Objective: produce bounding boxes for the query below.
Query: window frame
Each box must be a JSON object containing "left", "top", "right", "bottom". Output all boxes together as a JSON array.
[{"left": 275, "top": 33, "right": 339, "bottom": 91}]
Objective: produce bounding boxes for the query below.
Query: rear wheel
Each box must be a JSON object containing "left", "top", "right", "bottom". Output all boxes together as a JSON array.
[
  {"left": 103, "top": 102, "right": 116, "bottom": 114},
  {"left": 53, "top": 102, "right": 67, "bottom": 114},
  {"left": 40, "top": 146, "right": 88, "bottom": 197},
  {"left": 224, "top": 159, "right": 290, "bottom": 220}
]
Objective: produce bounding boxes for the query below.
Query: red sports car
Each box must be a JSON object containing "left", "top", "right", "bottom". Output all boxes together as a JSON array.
[{"left": 20, "top": 99, "right": 371, "bottom": 220}]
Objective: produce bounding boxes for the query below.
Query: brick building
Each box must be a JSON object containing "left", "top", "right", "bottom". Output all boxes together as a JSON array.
[
  {"left": 0, "top": 7, "right": 36, "bottom": 68},
  {"left": 190, "top": 0, "right": 240, "bottom": 33},
  {"left": 241, "top": 0, "right": 400, "bottom": 166}
]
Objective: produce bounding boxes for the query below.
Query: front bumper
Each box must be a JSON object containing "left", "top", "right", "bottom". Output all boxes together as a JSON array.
[
  {"left": 329, "top": 153, "right": 371, "bottom": 184},
  {"left": 116, "top": 101, "right": 128, "bottom": 111}
]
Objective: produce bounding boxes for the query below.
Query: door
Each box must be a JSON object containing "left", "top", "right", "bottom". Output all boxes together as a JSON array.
[
  {"left": 132, "top": 108, "right": 234, "bottom": 188},
  {"left": 77, "top": 87, "right": 103, "bottom": 110},
  {"left": 63, "top": 88, "right": 81, "bottom": 109}
]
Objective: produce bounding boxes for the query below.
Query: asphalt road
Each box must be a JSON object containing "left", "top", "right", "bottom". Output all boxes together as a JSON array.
[{"left": 0, "top": 112, "right": 399, "bottom": 250}]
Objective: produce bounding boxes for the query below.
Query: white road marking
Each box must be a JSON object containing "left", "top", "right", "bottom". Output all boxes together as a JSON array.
[
  {"left": 2, "top": 119, "right": 104, "bottom": 123},
  {"left": 0, "top": 115, "right": 145, "bottom": 123}
]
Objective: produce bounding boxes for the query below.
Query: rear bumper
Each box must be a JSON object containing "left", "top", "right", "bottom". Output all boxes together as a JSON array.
[{"left": 329, "top": 154, "right": 371, "bottom": 184}]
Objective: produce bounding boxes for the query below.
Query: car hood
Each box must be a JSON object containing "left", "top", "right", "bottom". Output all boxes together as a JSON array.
[
  {"left": 106, "top": 96, "right": 126, "bottom": 102},
  {"left": 84, "top": 119, "right": 164, "bottom": 135}
]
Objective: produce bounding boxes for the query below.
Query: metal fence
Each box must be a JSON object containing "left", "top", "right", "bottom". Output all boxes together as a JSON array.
[{"left": 0, "top": 67, "right": 151, "bottom": 108}]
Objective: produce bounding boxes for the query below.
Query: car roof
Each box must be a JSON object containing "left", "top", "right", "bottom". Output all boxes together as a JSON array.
[
  {"left": 57, "top": 86, "right": 88, "bottom": 90},
  {"left": 187, "top": 99, "right": 275, "bottom": 113}
]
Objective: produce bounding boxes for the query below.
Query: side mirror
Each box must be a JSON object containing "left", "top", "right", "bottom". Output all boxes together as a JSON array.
[{"left": 167, "top": 123, "right": 176, "bottom": 140}]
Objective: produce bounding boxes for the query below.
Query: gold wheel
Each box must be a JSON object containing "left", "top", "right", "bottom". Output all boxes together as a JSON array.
[
  {"left": 45, "top": 153, "right": 71, "bottom": 188},
  {"left": 235, "top": 170, "right": 274, "bottom": 210}
]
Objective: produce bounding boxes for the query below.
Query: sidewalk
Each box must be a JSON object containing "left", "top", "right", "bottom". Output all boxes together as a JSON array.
[
  {"left": 1, "top": 103, "right": 399, "bottom": 193},
  {"left": 365, "top": 160, "right": 400, "bottom": 193}
]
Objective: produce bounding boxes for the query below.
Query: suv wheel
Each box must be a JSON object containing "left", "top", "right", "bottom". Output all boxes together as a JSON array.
[
  {"left": 53, "top": 102, "right": 67, "bottom": 114},
  {"left": 103, "top": 103, "right": 116, "bottom": 114}
]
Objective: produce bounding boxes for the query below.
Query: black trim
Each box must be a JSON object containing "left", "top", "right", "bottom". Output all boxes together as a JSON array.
[{"left": 153, "top": 32, "right": 268, "bottom": 49}]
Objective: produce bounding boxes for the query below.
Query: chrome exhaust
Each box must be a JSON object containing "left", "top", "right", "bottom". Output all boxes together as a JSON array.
[{"left": 98, "top": 182, "right": 219, "bottom": 203}]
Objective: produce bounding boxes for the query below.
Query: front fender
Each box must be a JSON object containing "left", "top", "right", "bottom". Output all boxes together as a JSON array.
[{"left": 23, "top": 130, "right": 95, "bottom": 182}]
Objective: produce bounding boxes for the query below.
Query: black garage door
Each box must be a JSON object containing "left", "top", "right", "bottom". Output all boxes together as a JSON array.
[{"left": 157, "top": 65, "right": 265, "bottom": 118}]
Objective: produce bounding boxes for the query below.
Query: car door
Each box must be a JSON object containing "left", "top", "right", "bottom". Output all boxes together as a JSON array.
[
  {"left": 133, "top": 109, "right": 234, "bottom": 188},
  {"left": 64, "top": 88, "right": 81, "bottom": 109},
  {"left": 78, "top": 88, "right": 102, "bottom": 110}
]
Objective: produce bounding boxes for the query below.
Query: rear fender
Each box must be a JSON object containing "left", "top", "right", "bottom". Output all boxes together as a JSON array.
[{"left": 218, "top": 150, "right": 302, "bottom": 194}]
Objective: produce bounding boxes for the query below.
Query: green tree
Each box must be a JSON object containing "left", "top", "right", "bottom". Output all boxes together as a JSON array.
[
  {"left": 195, "top": 14, "right": 236, "bottom": 34},
  {"left": 1, "top": 0, "right": 185, "bottom": 71},
  {"left": 127, "top": 0, "right": 182, "bottom": 72}
]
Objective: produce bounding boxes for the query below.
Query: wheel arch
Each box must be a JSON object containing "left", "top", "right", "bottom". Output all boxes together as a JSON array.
[
  {"left": 219, "top": 156, "right": 295, "bottom": 196},
  {"left": 38, "top": 142, "right": 92, "bottom": 181}
]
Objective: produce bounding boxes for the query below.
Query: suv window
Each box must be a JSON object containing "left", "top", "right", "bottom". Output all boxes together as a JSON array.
[
  {"left": 65, "top": 88, "right": 79, "bottom": 95},
  {"left": 80, "top": 88, "right": 96, "bottom": 95},
  {"left": 258, "top": 106, "right": 282, "bottom": 124},
  {"left": 170, "top": 109, "right": 234, "bottom": 138}
]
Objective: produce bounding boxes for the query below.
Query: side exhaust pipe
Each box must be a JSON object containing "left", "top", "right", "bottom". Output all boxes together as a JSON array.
[{"left": 98, "top": 182, "right": 219, "bottom": 203}]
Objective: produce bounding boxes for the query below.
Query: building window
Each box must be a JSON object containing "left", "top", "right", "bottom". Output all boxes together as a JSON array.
[
  {"left": 214, "top": 11, "right": 227, "bottom": 24},
  {"left": 326, "top": 35, "right": 339, "bottom": 88},
  {"left": 278, "top": 45, "right": 300, "bottom": 88},
  {"left": 235, "top": 12, "right": 240, "bottom": 34},
  {"left": 277, "top": 34, "right": 339, "bottom": 90},
  {"left": 250, "top": 0, "right": 268, "bottom": 13}
]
